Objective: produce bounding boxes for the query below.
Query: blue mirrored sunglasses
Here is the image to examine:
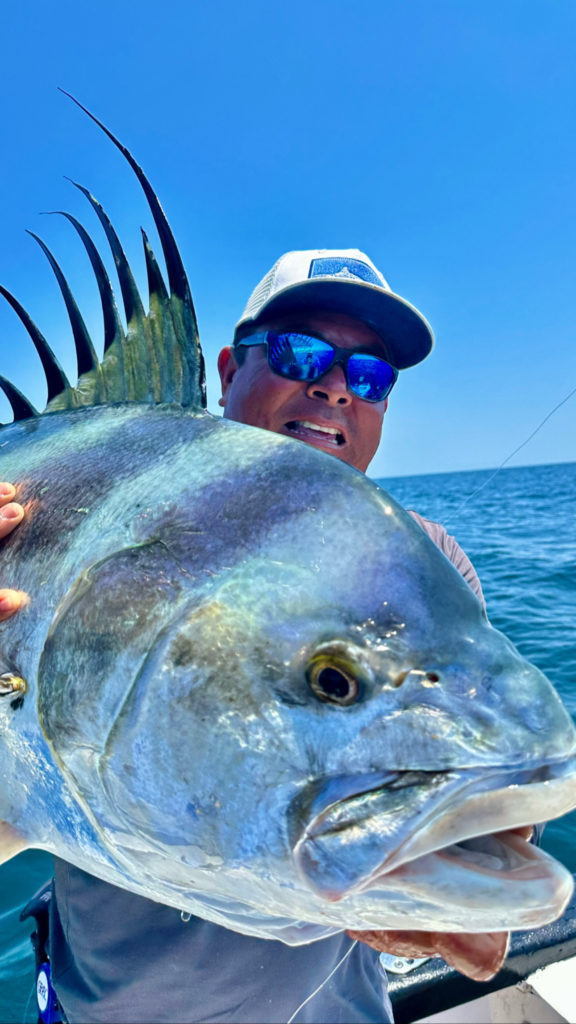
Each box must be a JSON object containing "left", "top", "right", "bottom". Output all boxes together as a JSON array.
[{"left": 235, "top": 331, "right": 398, "bottom": 403}]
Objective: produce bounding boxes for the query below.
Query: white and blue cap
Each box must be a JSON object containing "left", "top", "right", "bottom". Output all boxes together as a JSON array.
[{"left": 234, "top": 248, "right": 434, "bottom": 369}]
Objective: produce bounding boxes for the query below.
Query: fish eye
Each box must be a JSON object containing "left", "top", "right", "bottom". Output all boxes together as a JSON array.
[{"left": 306, "top": 657, "right": 360, "bottom": 706}]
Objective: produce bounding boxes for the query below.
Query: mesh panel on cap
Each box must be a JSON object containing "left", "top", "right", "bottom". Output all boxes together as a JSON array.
[{"left": 242, "top": 259, "right": 283, "bottom": 321}]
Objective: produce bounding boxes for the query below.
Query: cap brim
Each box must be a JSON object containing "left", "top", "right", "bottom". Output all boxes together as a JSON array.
[{"left": 236, "top": 278, "right": 434, "bottom": 369}]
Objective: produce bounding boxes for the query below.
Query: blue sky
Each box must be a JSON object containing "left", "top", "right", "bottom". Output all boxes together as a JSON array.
[{"left": 0, "top": 0, "right": 574, "bottom": 478}]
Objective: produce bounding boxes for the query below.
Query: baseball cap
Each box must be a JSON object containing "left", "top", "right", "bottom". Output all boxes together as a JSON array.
[{"left": 234, "top": 248, "right": 434, "bottom": 369}]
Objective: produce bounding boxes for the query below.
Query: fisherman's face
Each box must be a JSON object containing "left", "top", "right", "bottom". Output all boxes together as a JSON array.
[{"left": 218, "top": 311, "right": 389, "bottom": 473}]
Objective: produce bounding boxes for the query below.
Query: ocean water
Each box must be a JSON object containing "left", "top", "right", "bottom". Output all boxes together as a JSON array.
[{"left": 0, "top": 460, "right": 574, "bottom": 1022}]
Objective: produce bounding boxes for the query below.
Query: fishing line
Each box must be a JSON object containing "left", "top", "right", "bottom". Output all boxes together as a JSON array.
[
  {"left": 285, "top": 939, "right": 358, "bottom": 1024},
  {"left": 23, "top": 983, "right": 35, "bottom": 1024},
  {"left": 450, "top": 383, "right": 576, "bottom": 521}
]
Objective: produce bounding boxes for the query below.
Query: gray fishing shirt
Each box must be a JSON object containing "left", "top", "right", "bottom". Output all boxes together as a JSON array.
[{"left": 50, "top": 517, "right": 483, "bottom": 1024}]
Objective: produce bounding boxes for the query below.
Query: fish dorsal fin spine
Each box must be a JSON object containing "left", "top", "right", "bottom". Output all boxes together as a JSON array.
[
  {"left": 0, "top": 376, "right": 39, "bottom": 421},
  {"left": 0, "top": 94, "right": 206, "bottom": 421}
]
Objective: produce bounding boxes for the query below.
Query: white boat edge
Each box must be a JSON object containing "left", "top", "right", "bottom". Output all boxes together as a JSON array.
[{"left": 416, "top": 953, "right": 576, "bottom": 1024}]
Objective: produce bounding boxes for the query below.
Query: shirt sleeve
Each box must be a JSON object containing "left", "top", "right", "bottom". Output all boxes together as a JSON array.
[{"left": 407, "top": 509, "right": 486, "bottom": 608}]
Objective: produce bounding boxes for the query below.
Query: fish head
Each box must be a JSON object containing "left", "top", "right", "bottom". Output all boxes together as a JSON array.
[{"left": 36, "top": 437, "right": 576, "bottom": 934}]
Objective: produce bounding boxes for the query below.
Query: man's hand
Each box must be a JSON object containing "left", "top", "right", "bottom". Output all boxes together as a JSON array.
[
  {"left": 347, "top": 927, "right": 509, "bottom": 982},
  {"left": 0, "top": 483, "right": 26, "bottom": 621}
]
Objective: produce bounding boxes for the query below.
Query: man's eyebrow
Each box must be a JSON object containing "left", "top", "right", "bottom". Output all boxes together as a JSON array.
[{"left": 269, "top": 322, "right": 317, "bottom": 334}]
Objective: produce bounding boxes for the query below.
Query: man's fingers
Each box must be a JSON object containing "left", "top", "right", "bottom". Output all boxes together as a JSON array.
[
  {"left": 0, "top": 482, "right": 24, "bottom": 541},
  {"left": 347, "top": 929, "right": 438, "bottom": 959},
  {"left": 348, "top": 928, "right": 510, "bottom": 982},
  {"left": 0, "top": 589, "right": 29, "bottom": 622},
  {"left": 509, "top": 824, "right": 534, "bottom": 842},
  {"left": 433, "top": 931, "right": 510, "bottom": 981},
  {"left": 0, "top": 486, "right": 27, "bottom": 619},
  {"left": 0, "top": 502, "right": 24, "bottom": 540},
  {"left": 0, "top": 482, "right": 24, "bottom": 542},
  {"left": 0, "top": 484, "right": 17, "bottom": 506}
]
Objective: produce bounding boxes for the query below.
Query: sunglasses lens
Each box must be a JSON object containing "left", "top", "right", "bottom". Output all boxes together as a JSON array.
[
  {"left": 347, "top": 353, "right": 397, "bottom": 402},
  {"left": 263, "top": 332, "right": 397, "bottom": 402},
  {"left": 267, "top": 333, "right": 334, "bottom": 381}
]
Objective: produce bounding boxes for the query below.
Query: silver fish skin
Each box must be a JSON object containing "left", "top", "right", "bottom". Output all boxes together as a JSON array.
[{"left": 1, "top": 402, "right": 575, "bottom": 945}]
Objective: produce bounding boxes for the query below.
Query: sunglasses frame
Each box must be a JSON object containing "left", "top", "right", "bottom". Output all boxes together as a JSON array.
[{"left": 235, "top": 330, "right": 398, "bottom": 404}]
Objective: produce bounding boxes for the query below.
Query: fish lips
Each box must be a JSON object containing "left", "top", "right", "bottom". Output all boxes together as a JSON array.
[{"left": 293, "top": 759, "right": 576, "bottom": 912}]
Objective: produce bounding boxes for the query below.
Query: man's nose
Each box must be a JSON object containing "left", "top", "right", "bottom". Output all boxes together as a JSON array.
[{"left": 306, "top": 364, "right": 352, "bottom": 406}]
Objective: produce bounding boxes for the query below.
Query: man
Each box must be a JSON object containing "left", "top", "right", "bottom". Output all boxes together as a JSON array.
[{"left": 0, "top": 249, "right": 510, "bottom": 1022}]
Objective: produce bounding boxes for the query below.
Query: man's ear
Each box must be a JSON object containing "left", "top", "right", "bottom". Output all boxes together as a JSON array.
[{"left": 217, "top": 346, "right": 240, "bottom": 408}]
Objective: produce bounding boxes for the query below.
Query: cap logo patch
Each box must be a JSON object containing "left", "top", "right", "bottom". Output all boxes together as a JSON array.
[{"left": 308, "top": 257, "right": 381, "bottom": 286}]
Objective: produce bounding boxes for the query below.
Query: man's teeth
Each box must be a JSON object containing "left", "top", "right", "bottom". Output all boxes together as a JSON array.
[
  {"left": 286, "top": 420, "right": 345, "bottom": 446},
  {"left": 299, "top": 421, "right": 340, "bottom": 435}
]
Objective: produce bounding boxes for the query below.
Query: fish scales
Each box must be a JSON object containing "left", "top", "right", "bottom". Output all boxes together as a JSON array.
[{"left": 0, "top": 100, "right": 576, "bottom": 945}]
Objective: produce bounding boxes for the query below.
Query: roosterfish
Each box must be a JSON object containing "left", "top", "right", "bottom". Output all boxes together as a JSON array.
[{"left": 0, "top": 96, "right": 575, "bottom": 950}]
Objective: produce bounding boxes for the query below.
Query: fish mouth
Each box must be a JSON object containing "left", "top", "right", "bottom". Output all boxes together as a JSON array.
[
  {"left": 294, "top": 759, "right": 576, "bottom": 928},
  {"left": 284, "top": 420, "right": 346, "bottom": 449}
]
